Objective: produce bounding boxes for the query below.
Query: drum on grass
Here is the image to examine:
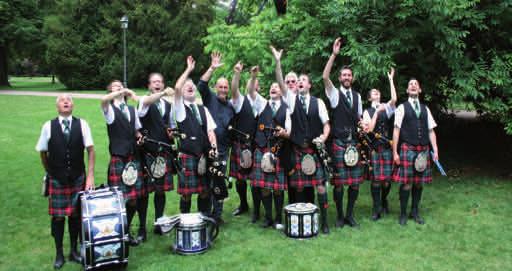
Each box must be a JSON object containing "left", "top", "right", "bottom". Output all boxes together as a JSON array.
[{"left": 284, "top": 203, "right": 319, "bottom": 238}]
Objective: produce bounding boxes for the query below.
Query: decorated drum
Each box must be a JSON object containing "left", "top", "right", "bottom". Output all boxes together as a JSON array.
[
  {"left": 284, "top": 203, "right": 319, "bottom": 238},
  {"left": 80, "top": 187, "right": 129, "bottom": 270}
]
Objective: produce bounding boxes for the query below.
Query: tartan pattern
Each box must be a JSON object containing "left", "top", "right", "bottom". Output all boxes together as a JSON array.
[
  {"left": 393, "top": 143, "right": 432, "bottom": 184},
  {"left": 48, "top": 175, "right": 84, "bottom": 217},
  {"left": 330, "top": 139, "right": 365, "bottom": 186},
  {"left": 370, "top": 146, "right": 394, "bottom": 182},
  {"left": 229, "top": 140, "right": 252, "bottom": 180},
  {"left": 289, "top": 146, "right": 325, "bottom": 189},
  {"left": 107, "top": 155, "right": 146, "bottom": 201},
  {"left": 177, "top": 153, "right": 208, "bottom": 195},
  {"left": 143, "top": 151, "right": 175, "bottom": 193},
  {"left": 250, "top": 147, "right": 287, "bottom": 191}
]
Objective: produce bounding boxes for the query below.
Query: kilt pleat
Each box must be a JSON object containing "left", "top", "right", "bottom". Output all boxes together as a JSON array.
[
  {"left": 177, "top": 153, "right": 208, "bottom": 195},
  {"left": 48, "top": 175, "right": 84, "bottom": 217},
  {"left": 392, "top": 143, "right": 432, "bottom": 184},
  {"left": 330, "top": 139, "right": 364, "bottom": 186},
  {"left": 229, "top": 141, "right": 252, "bottom": 180},
  {"left": 289, "top": 146, "right": 325, "bottom": 189},
  {"left": 250, "top": 147, "right": 287, "bottom": 191},
  {"left": 370, "top": 146, "right": 394, "bottom": 182}
]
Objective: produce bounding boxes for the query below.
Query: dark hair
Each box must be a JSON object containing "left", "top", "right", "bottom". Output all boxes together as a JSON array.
[
  {"left": 366, "top": 89, "right": 380, "bottom": 101},
  {"left": 148, "top": 72, "right": 164, "bottom": 83},
  {"left": 299, "top": 73, "right": 310, "bottom": 83},
  {"left": 107, "top": 80, "right": 123, "bottom": 92},
  {"left": 339, "top": 65, "right": 353, "bottom": 74}
]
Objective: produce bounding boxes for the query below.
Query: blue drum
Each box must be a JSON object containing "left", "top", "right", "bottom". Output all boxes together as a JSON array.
[
  {"left": 284, "top": 203, "right": 319, "bottom": 239},
  {"left": 80, "top": 187, "right": 129, "bottom": 270}
]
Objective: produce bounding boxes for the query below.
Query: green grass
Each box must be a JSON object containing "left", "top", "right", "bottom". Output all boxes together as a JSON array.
[{"left": 0, "top": 95, "right": 511, "bottom": 271}]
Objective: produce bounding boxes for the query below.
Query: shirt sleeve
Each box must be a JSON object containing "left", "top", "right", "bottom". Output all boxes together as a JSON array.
[
  {"left": 174, "top": 96, "right": 186, "bottom": 123},
  {"left": 385, "top": 102, "right": 396, "bottom": 118},
  {"left": 357, "top": 93, "right": 363, "bottom": 117},
  {"left": 134, "top": 107, "right": 142, "bottom": 130},
  {"left": 230, "top": 95, "right": 244, "bottom": 114},
  {"left": 80, "top": 119, "right": 94, "bottom": 147},
  {"left": 285, "top": 111, "right": 292, "bottom": 133},
  {"left": 197, "top": 80, "right": 212, "bottom": 106},
  {"left": 204, "top": 107, "right": 217, "bottom": 132},
  {"left": 35, "top": 121, "right": 51, "bottom": 152},
  {"left": 137, "top": 96, "right": 150, "bottom": 117},
  {"left": 317, "top": 99, "right": 330, "bottom": 124},
  {"left": 325, "top": 85, "right": 339, "bottom": 108},
  {"left": 362, "top": 109, "right": 371, "bottom": 125},
  {"left": 102, "top": 104, "right": 115, "bottom": 125},
  {"left": 426, "top": 107, "right": 438, "bottom": 130},
  {"left": 284, "top": 91, "right": 296, "bottom": 114},
  {"left": 394, "top": 104, "right": 405, "bottom": 129},
  {"left": 253, "top": 93, "right": 267, "bottom": 116}
]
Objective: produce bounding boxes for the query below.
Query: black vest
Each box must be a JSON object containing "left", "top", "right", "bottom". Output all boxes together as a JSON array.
[
  {"left": 178, "top": 104, "right": 209, "bottom": 156},
  {"left": 139, "top": 99, "right": 171, "bottom": 152},
  {"left": 290, "top": 95, "right": 323, "bottom": 146},
  {"left": 331, "top": 89, "right": 360, "bottom": 141},
  {"left": 47, "top": 117, "right": 85, "bottom": 182},
  {"left": 367, "top": 106, "right": 394, "bottom": 147},
  {"left": 254, "top": 101, "right": 287, "bottom": 148},
  {"left": 232, "top": 95, "right": 257, "bottom": 141},
  {"left": 399, "top": 101, "right": 430, "bottom": 146},
  {"left": 107, "top": 104, "right": 136, "bottom": 157}
]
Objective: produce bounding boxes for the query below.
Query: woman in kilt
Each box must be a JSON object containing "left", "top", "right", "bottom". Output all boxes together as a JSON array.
[
  {"left": 392, "top": 78, "right": 439, "bottom": 225},
  {"left": 36, "top": 94, "right": 95, "bottom": 269},
  {"left": 101, "top": 80, "right": 145, "bottom": 246},
  {"left": 362, "top": 68, "right": 397, "bottom": 220},
  {"left": 173, "top": 56, "right": 219, "bottom": 215}
]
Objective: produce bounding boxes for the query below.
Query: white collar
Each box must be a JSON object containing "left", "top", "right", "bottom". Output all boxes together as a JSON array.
[
  {"left": 408, "top": 97, "right": 420, "bottom": 105},
  {"left": 269, "top": 99, "right": 281, "bottom": 106},
  {"left": 58, "top": 115, "right": 72, "bottom": 123},
  {"left": 184, "top": 100, "right": 196, "bottom": 107},
  {"left": 339, "top": 85, "right": 352, "bottom": 94},
  {"left": 371, "top": 101, "right": 380, "bottom": 108}
]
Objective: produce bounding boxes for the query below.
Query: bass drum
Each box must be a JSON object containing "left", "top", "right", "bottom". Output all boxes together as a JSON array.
[{"left": 284, "top": 203, "right": 319, "bottom": 239}]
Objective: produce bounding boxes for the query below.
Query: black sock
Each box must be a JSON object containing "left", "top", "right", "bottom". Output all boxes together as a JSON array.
[
  {"left": 333, "top": 187, "right": 344, "bottom": 219},
  {"left": 154, "top": 193, "right": 166, "bottom": 219},
  {"left": 262, "top": 192, "right": 273, "bottom": 222},
  {"left": 305, "top": 187, "right": 315, "bottom": 204},
  {"left": 382, "top": 182, "right": 391, "bottom": 203},
  {"left": 346, "top": 186, "right": 359, "bottom": 218},
  {"left": 296, "top": 190, "right": 306, "bottom": 203},
  {"left": 51, "top": 218, "right": 65, "bottom": 255},
  {"left": 126, "top": 203, "right": 136, "bottom": 234},
  {"left": 411, "top": 186, "right": 423, "bottom": 214},
  {"left": 68, "top": 216, "right": 81, "bottom": 252},
  {"left": 236, "top": 181, "right": 248, "bottom": 209},
  {"left": 371, "top": 184, "right": 381, "bottom": 213},
  {"left": 399, "top": 185, "right": 410, "bottom": 216},
  {"left": 197, "top": 196, "right": 210, "bottom": 214},
  {"left": 317, "top": 192, "right": 328, "bottom": 225},
  {"left": 136, "top": 196, "right": 148, "bottom": 232},
  {"left": 251, "top": 186, "right": 261, "bottom": 216},
  {"left": 273, "top": 192, "right": 284, "bottom": 224},
  {"left": 288, "top": 185, "right": 296, "bottom": 204},
  {"left": 180, "top": 197, "right": 191, "bottom": 214}
]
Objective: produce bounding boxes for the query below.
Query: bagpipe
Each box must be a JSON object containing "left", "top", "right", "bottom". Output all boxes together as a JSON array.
[
  {"left": 228, "top": 125, "right": 253, "bottom": 170},
  {"left": 257, "top": 124, "right": 286, "bottom": 173},
  {"left": 139, "top": 129, "right": 183, "bottom": 178},
  {"left": 312, "top": 138, "right": 335, "bottom": 182},
  {"left": 205, "top": 146, "right": 231, "bottom": 200}
]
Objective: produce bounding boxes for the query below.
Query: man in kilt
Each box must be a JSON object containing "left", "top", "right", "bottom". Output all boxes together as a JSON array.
[
  {"left": 362, "top": 68, "right": 397, "bottom": 220},
  {"left": 36, "top": 94, "right": 95, "bottom": 269},
  {"left": 137, "top": 73, "right": 175, "bottom": 237},
  {"left": 272, "top": 46, "right": 331, "bottom": 234},
  {"left": 197, "top": 53, "right": 236, "bottom": 224},
  {"left": 173, "top": 56, "right": 219, "bottom": 215},
  {"left": 323, "top": 38, "right": 364, "bottom": 228},
  {"left": 392, "top": 78, "right": 439, "bottom": 226},
  {"left": 101, "top": 80, "right": 145, "bottom": 246},
  {"left": 230, "top": 63, "right": 264, "bottom": 223}
]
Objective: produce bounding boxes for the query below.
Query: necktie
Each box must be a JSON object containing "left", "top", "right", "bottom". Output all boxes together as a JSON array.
[
  {"left": 119, "top": 103, "right": 129, "bottom": 120},
  {"left": 346, "top": 90, "right": 352, "bottom": 108},
  {"left": 156, "top": 101, "right": 164, "bottom": 117},
  {"left": 414, "top": 100, "right": 420, "bottom": 118},
  {"left": 299, "top": 95, "right": 307, "bottom": 113},
  {"left": 62, "top": 119, "right": 71, "bottom": 143},
  {"left": 191, "top": 104, "right": 203, "bottom": 125},
  {"left": 271, "top": 101, "right": 277, "bottom": 117}
]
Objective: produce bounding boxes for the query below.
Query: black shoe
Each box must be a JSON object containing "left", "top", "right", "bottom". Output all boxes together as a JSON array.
[
  {"left": 321, "top": 223, "right": 330, "bottom": 234},
  {"left": 410, "top": 213, "right": 425, "bottom": 225},
  {"left": 68, "top": 250, "right": 82, "bottom": 264},
  {"left": 371, "top": 211, "right": 381, "bottom": 221},
  {"left": 261, "top": 218, "right": 273, "bottom": 228},
  {"left": 232, "top": 206, "right": 249, "bottom": 216},
  {"left": 251, "top": 213, "right": 259, "bottom": 224},
  {"left": 128, "top": 235, "right": 139, "bottom": 247},
  {"left": 136, "top": 228, "right": 147, "bottom": 243},
  {"left": 335, "top": 218, "right": 345, "bottom": 228},
  {"left": 153, "top": 225, "right": 163, "bottom": 235},
  {"left": 344, "top": 216, "right": 360, "bottom": 228},
  {"left": 381, "top": 199, "right": 390, "bottom": 214},
  {"left": 53, "top": 253, "right": 65, "bottom": 269},
  {"left": 399, "top": 215, "right": 407, "bottom": 226},
  {"left": 215, "top": 217, "right": 225, "bottom": 226}
]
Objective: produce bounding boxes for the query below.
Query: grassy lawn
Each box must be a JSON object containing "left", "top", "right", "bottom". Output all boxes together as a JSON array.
[{"left": 0, "top": 95, "right": 511, "bottom": 271}]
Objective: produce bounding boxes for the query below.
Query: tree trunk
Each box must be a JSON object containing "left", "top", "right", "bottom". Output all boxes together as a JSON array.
[{"left": 0, "top": 45, "right": 10, "bottom": 87}]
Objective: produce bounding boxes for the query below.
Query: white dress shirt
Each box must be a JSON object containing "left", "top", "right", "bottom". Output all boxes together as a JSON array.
[
  {"left": 103, "top": 102, "right": 142, "bottom": 130},
  {"left": 173, "top": 96, "right": 217, "bottom": 132},
  {"left": 36, "top": 115, "right": 94, "bottom": 151},
  {"left": 362, "top": 101, "right": 395, "bottom": 125},
  {"left": 394, "top": 97, "right": 437, "bottom": 130},
  {"left": 230, "top": 92, "right": 266, "bottom": 117},
  {"left": 325, "top": 85, "right": 363, "bottom": 117},
  {"left": 284, "top": 91, "right": 330, "bottom": 125}
]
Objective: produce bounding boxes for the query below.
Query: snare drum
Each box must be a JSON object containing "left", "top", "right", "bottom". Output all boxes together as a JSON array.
[
  {"left": 80, "top": 187, "right": 129, "bottom": 270},
  {"left": 284, "top": 203, "right": 319, "bottom": 238}
]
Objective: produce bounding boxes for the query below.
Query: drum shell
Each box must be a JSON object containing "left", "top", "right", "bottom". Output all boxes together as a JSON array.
[
  {"left": 171, "top": 213, "right": 218, "bottom": 255},
  {"left": 284, "top": 203, "right": 319, "bottom": 238}
]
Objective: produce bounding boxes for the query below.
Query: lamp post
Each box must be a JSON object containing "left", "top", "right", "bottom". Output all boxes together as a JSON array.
[{"left": 120, "top": 15, "right": 128, "bottom": 88}]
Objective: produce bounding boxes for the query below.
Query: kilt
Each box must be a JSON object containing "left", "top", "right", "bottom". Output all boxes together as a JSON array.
[
  {"left": 330, "top": 139, "right": 364, "bottom": 186},
  {"left": 393, "top": 143, "right": 432, "bottom": 184},
  {"left": 177, "top": 153, "right": 208, "bottom": 195},
  {"left": 370, "top": 145, "right": 394, "bottom": 182},
  {"left": 289, "top": 145, "right": 325, "bottom": 189},
  {"left": 229, "top": 140, "right": 252, "bottom": 180},
  {"left": 143, "top": 151, "right": 174, "bottom": 193},
  {"left": 250, "top": 147, "right": 287, "bottom": 191},
  {"left": 48, "top": 175, "right": 84, "bottom": 217},
  {"left": 108, "top": 155, "right": 146, "bottom": 201}
]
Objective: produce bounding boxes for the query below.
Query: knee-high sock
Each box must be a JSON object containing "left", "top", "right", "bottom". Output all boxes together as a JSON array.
[
  {"left": 236, "top": 181, "right": 248, "bottom": 209},
  {"left": 211, "top": 195, "right": 224, "bottom": 219},
  {"left": 317, "top": 192, "right": 328, "bottom": 225},
  {"left": 136, "top": 196, "right": 148, "bottom": 231},
  {"left": 251, "top": 186, "right": 261, "bottom": 216},
  {"left": 333, "top": 187, "right": 344, "bottom": 219},
  {"left": 287, "top": 179, "right": 296, "bottom": 204},
  {"left": 399, "top": 185, "right": 410, "bottom": 216},
  {"left": 371, "top": 184, "right": 381, "bottom": 213},
  {"left": 180, "top": 197, "right": 191, "bottom": 214},
  {"left": 304, "top": 187, "right": 315, "bottom": 204},
  {"left": 273, "top": 192, "right": 284, "bottom": 224},
  {"left": 51, "top": 218, "right": 65, "bottom": 255},
  {"left": 68, "top": 216, "right": 81, "bottom": 252},
  {"left": 197, "top": 195, "right": 211, "bottom": 214},
  {"left": 382, "top": 182, "right": 391, "bottom": 203},
  {"left": 154, "top": 193, "right": 166, "bottom": 220},
  {"left": 346, "top": 186, "right": 359, "bottom": 218},
  {"left": 262, "top": 192, "right": 273, "bottom": 222},
  {"left": 411, "top": 186, "right": 423, "bottom": 214},
  {"left": 126, "top": 203, "right": 136, "bottom": 233},
  {"left": 295, "top": 190, "right": 306, "bottom": 203}
]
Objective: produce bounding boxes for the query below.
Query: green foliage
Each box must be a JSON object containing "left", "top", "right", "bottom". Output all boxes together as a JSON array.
[
  {"left": 205, "top": 0, "right": 512, "bottom": 134},
  {"left": 44, "top": 0, "right": 216, "bottom": 90}
]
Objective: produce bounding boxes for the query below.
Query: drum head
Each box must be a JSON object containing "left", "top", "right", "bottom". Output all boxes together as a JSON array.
[
  {"left": 301, "top": 154, "right": 316, "bottom": 176},
  {"left": 261, "top": 152, "right": 276, "bottom": 173},
  {"left": 344, "top": 145, "right": 359, "bottom": 167},
  {"left": 240, "top": 149, "right": 253, "bottom": 169},
  {"left": 414, "top": 151, "right": 428, "bottom": 172},
  {"left": 122, "top": 162, "right": 138, "bottom": 186},
  {"left": 285, "top": 202, "right": 317, "bottom": 213},
  {"left": 151, "top": 156, "right": 166, "bottom": 178},
  {"left": 180, "top": 213, "right": 204, "bottom": 227}
]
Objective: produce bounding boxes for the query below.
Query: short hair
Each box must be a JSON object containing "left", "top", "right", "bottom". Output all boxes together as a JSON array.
[
  {"left": 185, "top": 78, "right": 197, "bottom": 92},
  {"left": 339, "top": 65, "right": 353, "bottom": 74},
  {"left": 56, "top": 94, "right": 73, "bottom": 104},
  {"left": 299, "top": 73, "right": 310, "bottom": 83},
  {"left": 148, "top": 72, "right": 164, "bottom": 83},
  {"left": 107, "top": 80, "right": 123, "bottom": 92},
  {"left": 285, "top": 72, "right": 298, "bottom": 81},
  {"left": 367, "top": 88, "right": 380, "bottom": 101}
]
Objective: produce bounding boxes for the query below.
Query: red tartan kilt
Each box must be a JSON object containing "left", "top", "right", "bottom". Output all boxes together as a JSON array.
[
  {"left": 177, "top": 153, "right": 208, "bottom": 195},
  {"left": 330, "top": 140, "right": 364, "bottom": 186},
  {"left": 289, "top": 146, "right": 325, "bottom": 189},
  {"left": 107, "top": 155, "right": 147, "bottom": 200},
  {"left": 229, "top": 141, "right": 252, "bottom": 180},
  {"left": 392, "top": 143, "right": 432, "bottom": 184},
  {"left": 48, "top": 175, "right": 85, "bottom": 217},
  {"left": 143, "top": 151, "right": 174, "bottom": 193},
  {"left": 250, "top": 147, "right": 287, "bottom": 191},
  {"left": 370, "top": 146, "right": 394, "bottom": 182}
]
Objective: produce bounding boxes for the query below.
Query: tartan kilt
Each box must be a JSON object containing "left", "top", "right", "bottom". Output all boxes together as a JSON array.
[
  {"left": 48, "top": 175, "right": 84, "bottom": 217},
  {"left": 392, "top": 143, "right": 432, "bottom": 184},
  {"left": 143, "top": 151, "right": 174, "bottom": 193},
  {"left": 250, "top": 147, "right": 287, "bottom": 191},
  {"left": 108, "top": 155, "right": 146, "bottom": 201},
  {"left": 229, "top": 141, "right": 252, "bottom": 180},
  {"left": 330, "top": 139, "right": 364, "bottom": 186},
  {"left": 289, "top": 146, "right": 325, "bottom": 189},
  {"left": 177, "top": 153, "right": 208, "bottom": 195},
  {"left": 370, "top": 146, "right": 394, "bottom": 182}
]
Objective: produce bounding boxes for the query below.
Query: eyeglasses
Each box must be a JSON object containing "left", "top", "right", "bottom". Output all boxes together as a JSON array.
[{"left": 285, "top": 80, "right": 296, "bottom": 84}]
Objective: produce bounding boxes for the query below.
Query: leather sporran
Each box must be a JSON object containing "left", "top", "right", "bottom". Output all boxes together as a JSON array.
[
  {"left": 122, "top": 162, "right": 138, "bottom": 186},
  {"left": 150, "top": 156, "right": 166, "bottom": 179},
  {"left": 240, "top": 148, "right": 253, "bottom": 169},
  {"left": 301, "top": 154, "right": 316, "bottom": 176},
  {"left": 261, "top": 152, "right": 276, "bottom": 173},
  {"left": 414, "top": 151, "right": 428, "bottom": 173},
  {"left": 344, "top": 145, "right": 359, "bottom": 167},
  {"left": 197, "top": 155, "right": 207, "bottom": 176}
]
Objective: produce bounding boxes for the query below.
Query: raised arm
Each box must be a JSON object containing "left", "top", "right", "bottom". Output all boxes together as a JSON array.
[
  {"left": 247, "top": 66, "right": 259, "bottom": 100},
  {"left": 200, "top": 52, "right": 224, "bottom": 83},
  {"left": 231, "top": 61, "right": 243, "bottom": 101},
  {"left": 142, "top": 88, "right": 173, "bottom": 106},
  {"left": 100, "top": 90, "right": 123, "bottom": 109},
  {"left": 270, "top": 46, "right": 286, "bottom": 96},
  {"left": 387, "top": 67, "right": 397, "bottom": 107},
  {"left": 175, "top": 56, "right": 196, "bottom": 99},
  {"left": 368, "top": 104, "right": 387, "bottom": 132},
  {"left": 323, "top": 37, "right": 342, "bottom": 93}
]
